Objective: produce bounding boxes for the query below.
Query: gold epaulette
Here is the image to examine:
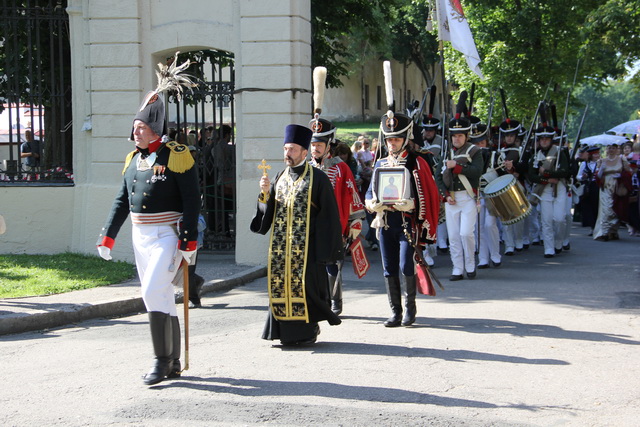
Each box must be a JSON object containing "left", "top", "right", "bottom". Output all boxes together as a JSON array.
[
  {"left": 122, "top": 150, "right": 137, "bottom": 175},
  {"left": 165, "top": 141, "right": 195, "bottom": 173}
]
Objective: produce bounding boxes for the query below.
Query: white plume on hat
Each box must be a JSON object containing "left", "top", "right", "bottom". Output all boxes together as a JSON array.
[
  {"left": 383, "top": 61, "right": 394, "bottom": 115},
  {"left": 313, "top": 66, "right": 327, "bottom": 116}
]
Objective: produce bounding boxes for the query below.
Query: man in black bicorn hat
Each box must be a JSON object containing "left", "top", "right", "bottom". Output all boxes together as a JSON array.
[
  {"left": 97, "top": 54, "right": 201, "bottom": 385},
  {"left": 251, "top": 124, "right": 343, "bottom": 346},
  {"left": 435, "top": 111, "right": 484, "bottom": 281}
]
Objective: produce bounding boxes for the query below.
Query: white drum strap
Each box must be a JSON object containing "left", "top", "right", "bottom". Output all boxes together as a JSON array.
[{"left": 458, "top": 174, "right": 477, "bottom": 201}]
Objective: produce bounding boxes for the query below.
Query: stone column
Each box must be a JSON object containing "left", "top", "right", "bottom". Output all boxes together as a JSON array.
[
  {"left": 68, "top": 0, "right": 143, "bottom": 258},
  {"left": 235, "top": 0, "right": 312, "bottom": 264}
]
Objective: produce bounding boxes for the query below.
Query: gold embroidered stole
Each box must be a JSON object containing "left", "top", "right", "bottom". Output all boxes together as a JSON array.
[{"left": 268, "top": 163, "right": 313, "bottom": 322}]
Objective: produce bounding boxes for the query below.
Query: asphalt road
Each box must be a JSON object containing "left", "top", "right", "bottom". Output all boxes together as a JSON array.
[{"left": 1, "top": 225, "right": 639, "bottom": 426}]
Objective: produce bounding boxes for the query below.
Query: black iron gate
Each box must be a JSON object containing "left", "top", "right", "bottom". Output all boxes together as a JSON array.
[
  {"left": 168, "top": 50, "right": 235, "bottom": 251},
  {"left": 0, "top": 0, "right": 73, "bottom": 185}
]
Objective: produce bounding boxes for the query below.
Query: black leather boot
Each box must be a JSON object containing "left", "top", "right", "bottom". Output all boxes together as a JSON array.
[
  {"left": 329, "top": 274, "right": 342, "bottom": 315},
  {"left": 143, "top": 311, "right": 173, "bottom": 385},
  {"left": 188, "top": 268, "right": 204, "bottom": 308},
  {"left": 167, "top": 316, "right": 181, "bottom": 378},
  {"left": 401, "top": 275, "right": 417, "bottom": 326},
  {"left": 384, "top": 276, "right": 402, "bottom": 327}
]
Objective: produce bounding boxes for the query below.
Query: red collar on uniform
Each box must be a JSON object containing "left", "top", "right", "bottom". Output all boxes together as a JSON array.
[{"left": 148, "top": 137, "right": 162, "bottom": 153}]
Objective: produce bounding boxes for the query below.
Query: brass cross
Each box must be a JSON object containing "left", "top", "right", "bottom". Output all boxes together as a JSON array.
[{"left": 258, "top": 159, "right": 271, "bottom": 176}]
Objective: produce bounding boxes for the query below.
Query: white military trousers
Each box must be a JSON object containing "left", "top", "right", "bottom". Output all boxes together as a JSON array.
[
  {"left": 477, "top": 198, "right": 501, "bottom": 265},
  {"left": 539, "top": 182, "right": 567, "bottom": 256},
  {"left": 562, "top": 190, "right": 573, "bottom": 246},
  {"left": 437, "top": 221, "right": 449, "bottom": 249},
  {"left": 445, "top": 191, "right": 477, "bottom": 275},
  {"left": 132, "top": 224, "right": 179, "bottom": 316},
  {"left": 503, "top": 220, "right": 524, "bottom": 252}
]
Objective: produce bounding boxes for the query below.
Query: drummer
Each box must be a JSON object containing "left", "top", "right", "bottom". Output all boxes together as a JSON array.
[
  {"left": 471, "top": 119, "right": 502, "bottom": 269},
  {"left": 435, "top": 109, "right": 484, "bottom": 281},
  {"left": 528, "top": 123, "right": 570, "bottom": 258},
  {"left": 498, "top": 117, "right": 525, "bottom": 255}
]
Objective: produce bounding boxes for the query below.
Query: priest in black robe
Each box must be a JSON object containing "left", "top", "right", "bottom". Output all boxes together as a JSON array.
[{"left": 251, "top": 124, "right": 343, "bottom": 345}]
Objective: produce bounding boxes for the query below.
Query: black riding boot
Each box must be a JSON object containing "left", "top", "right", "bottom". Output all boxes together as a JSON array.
[
  {"left": 384, "top": 276, "right": 402, "bottom": 327},
  {"left": 167, "top": 316, "right": 181, "bottom": 378},
  {"left": 401, "top": 274, "right": 417, "bottom": 326},
  {"left": 143, "top": 311, "right": 173, "bottom": 385},
  {"left": 188, "top": 265, "right": 204, "bottom": 308},
  {"left": 329, "top": 274, "right": 343, "bottom": 315}
]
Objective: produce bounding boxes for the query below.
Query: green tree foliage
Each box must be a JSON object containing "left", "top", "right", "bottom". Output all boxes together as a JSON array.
[
  {"left": 444, "top": 0, "right": 640, "bottom": 125},
  {"left": 583, "top": 0, "right": 640, "bottom": 84},
  {"left": 387, "top": 0, "right": 440, "bottom": 85},
  {"left": 311, "top": 0, "right": 393, "bottom": 88},
  {"left": 311, "top": 0, "right": 441, "bottom": 90},
  {"left": 566, "top": 80, "right": 640, "bottom": 138}
]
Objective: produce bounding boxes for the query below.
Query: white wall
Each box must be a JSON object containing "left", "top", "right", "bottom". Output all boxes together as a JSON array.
[
  {"left": 234, "top": 0, "right": 312, "bottom": 265},
  {"left": 322, "top": 60, "right": 437, "bottom": 123},
  {"left": 0, "top": 187, "right": 74, "bottom": 254}
]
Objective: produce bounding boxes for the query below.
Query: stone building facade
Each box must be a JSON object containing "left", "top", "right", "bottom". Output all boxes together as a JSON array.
[{"left": 0, "top": 0, "right": 432, "bottom": 265}]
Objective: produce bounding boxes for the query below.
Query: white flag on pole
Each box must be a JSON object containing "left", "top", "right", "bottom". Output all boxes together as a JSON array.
[{"left": 436, "top": 0, "right": 484, "bottom": 79}]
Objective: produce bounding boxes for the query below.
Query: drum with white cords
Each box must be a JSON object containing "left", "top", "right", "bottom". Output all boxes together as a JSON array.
[{"left": 483, "top": 175, "right": 531, "bottom": 225}]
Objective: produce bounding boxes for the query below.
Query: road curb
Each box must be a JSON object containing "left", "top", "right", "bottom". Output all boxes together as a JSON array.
[{"left": 0, "top": 266, "right": 266, "bottom": 336}]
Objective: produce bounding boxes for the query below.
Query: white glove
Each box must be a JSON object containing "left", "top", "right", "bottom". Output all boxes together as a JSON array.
[
  {"left": 348, "top": 219, "right": 362, "bottom": 240},
  {"left": 97, "top": 246, "right": 112, "bottom": 261},
  {"left": 393, "top": 199, "right": 415, "bottom": 212},
  {"left": 365, "top": 199, "right": 386, "bottom": 213},
  {"left": 180, "top": 249, "right": 197, "bottom": 265}
]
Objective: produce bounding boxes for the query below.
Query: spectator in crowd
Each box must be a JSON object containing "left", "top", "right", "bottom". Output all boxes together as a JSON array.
[
  {"left": 354, "top": 136, "right": 377, "bottom": 251},
  {"left": 20, "top": 129, "right": 41, "bottom": 171},
  {"left": 576, "top": 146, "right": 601, "bottom": 235},
  {"left": 593, "top": 143, "right": 632, "bottom": 241},
  {"left": 333, "top": 141, "right": 358, "bottom": 179},
  {"left": 351, "top": 140, "right": 362, "bottom": 157},
  {"left": 626, "top": 142, "right": 640, "bottom": 236},
  {"left": 622, "top": 142, "right": 634, "bottom": 162}
]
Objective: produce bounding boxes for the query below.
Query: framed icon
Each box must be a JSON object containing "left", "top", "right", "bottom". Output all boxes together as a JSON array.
[{"left": 374, "top": 167, "right": 408, "bottom": 205}]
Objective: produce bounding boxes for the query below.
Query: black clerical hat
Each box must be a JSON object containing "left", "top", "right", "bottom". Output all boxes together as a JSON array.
[{"left": 284, "top": 124, "right": 313, "bottom": 150}]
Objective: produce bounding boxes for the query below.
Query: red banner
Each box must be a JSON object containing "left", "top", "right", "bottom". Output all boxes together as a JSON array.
[{"left": 349, "top": 237, "right": 370, "bottom": 279}]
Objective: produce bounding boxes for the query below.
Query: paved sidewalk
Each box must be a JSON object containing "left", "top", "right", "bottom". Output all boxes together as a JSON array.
[{"left": 0, "top": 252, "right": 266, "bottom": 336}]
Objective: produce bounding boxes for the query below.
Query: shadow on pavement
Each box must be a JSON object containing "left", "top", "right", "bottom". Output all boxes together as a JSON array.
[
  {"left": 420, "top": 317, "right": 640, "bottom": 345},
  {"left": 160, "top": 376, "right": 550, "bottom": 409},
  {"left": 273, "top": 341, "right": 569, "bottom": 365}
]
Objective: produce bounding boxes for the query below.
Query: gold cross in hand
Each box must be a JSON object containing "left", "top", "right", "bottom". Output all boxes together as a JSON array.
[{"left": 258, "top": 159, "right": 271, "bottom": 176}]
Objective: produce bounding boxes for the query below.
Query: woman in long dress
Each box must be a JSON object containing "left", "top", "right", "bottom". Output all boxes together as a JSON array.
[{"left": 593, "top": 144, "right": 632, "bottom": 241}]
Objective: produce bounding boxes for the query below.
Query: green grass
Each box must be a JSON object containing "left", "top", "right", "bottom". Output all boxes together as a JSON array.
[
  {"left": 335, "top": 121, "right": 380, "bottom": 145},
  {"left": 0, "top": 252, "right": 135, "bottom": 298}
]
